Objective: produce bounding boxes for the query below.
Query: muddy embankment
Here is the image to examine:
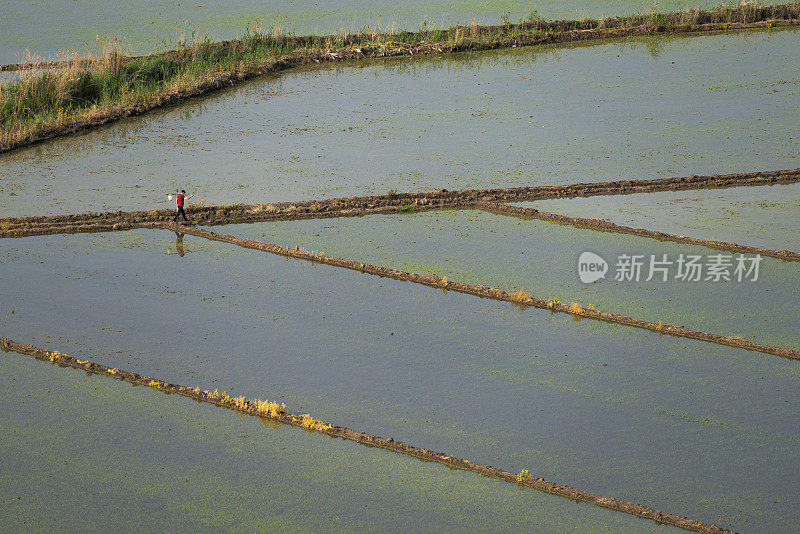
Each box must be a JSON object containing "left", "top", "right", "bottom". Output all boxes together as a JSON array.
[
  {"left": 477, "top": 202, "right": 800, "bottom": 261},
  {"left": 166, "top": 222, "right": 798, "bottom": 360},
  {"left": 2, "top": 4, "right": 799, "bottom": 154},
  {"left": 0, "top": 337, "right": 736, "bottom": 534},
  {"left": 2, "top": 168, "right": 799, "bottom": 240}
]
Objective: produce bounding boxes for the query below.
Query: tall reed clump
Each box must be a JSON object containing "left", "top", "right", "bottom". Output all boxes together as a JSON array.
[
  {"left": 1, "top": 39, "right": 123, "bottom": 131},
  {"left": 0, "top": 24, "right": 294, "bottom": 148}
]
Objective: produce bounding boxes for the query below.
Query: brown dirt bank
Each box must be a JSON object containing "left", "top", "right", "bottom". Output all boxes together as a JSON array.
[
  {"left": 0, "top": 337, "right": 736, "bottom": 534},
  {"left": 2, "top": 168, "right": 798, "bottom": 238},
  {"left": 2, "top": 13, "right": 799, "bottom": 153},
  {"left": 167, "top": 223, "right": 799, "bottom": 360},
  {"left": 478, "top": 202, "right": 800, "bottom": 261}
]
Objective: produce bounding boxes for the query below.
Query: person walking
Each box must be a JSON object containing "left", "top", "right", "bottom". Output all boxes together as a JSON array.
[{"left": 172, "top": 190, "right": 194, "bottom": 222}]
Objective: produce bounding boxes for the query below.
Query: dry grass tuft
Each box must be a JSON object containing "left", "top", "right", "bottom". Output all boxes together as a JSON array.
[
  {"left": 567, "top": 302, "right": 594, "bottom": 315},
  {"left": 508, "top": 289, "right": 532, "bottom": 303},
  {"left": 299, "top": 413, "right": 332, "bottom": 432},
  {"left": 255, "top": 399, "right": 286, "bottom": 417}
]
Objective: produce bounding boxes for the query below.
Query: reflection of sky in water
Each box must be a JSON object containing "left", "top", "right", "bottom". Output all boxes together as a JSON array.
[
  {"left": 515, "top": 182, "right": 800, "bottom": 253},
  {"left": 1, "top": 229, "right": 799, "bottom": 532},
  {"left": 0, "top": 0, "right": 727, "bottom": 64},
  {"left": 1, "top": 29, "right": 798, "bottom": 217}
]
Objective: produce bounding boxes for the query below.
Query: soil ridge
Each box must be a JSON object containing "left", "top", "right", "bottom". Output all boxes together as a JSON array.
[{"left": 0, "top": 337, "right": 738, "bottom": 534}]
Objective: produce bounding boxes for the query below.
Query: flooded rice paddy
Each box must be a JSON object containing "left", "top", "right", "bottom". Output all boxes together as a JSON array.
[
  {"left": 1, "top": 229, "right": 799, "bottom": 531},
  {"left": 0, "top": 0, "right": 728, "bottom": 64},
  {"left": 514, "top": 182, "right": 800, "bottom": 253},
  {"left": 1, "top": 354, "right": 679, "bottom": 532},
  {"left": 1, "top": 29, "right": 799, "bottom": 217},
  {"left": 222, "top": 209, "right": 800, "bottom": 350},
  {"left": 3, "top": 13, "right": 800, "bottom": 531}
]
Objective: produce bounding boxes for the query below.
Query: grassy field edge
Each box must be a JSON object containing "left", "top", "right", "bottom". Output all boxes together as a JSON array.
[{"left": 1, "top": 2, "right": 799, "bottom": 154}]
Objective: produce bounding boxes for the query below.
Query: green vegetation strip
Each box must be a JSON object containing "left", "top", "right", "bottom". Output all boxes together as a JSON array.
[
  {"left": 2, "top": 3, "right": 799, "bottom": 153},
  {"left": 478, "top": 202, "right": 800, "bottom": 262},
  {"left": 2, "top": 168, "right": 798, "bottom": 238},
  {"left": 0, "top": 337, "right": 735, "bottom": 534},
  {"left": 167, "top": 223, "right": 800, "bottom": 361}
]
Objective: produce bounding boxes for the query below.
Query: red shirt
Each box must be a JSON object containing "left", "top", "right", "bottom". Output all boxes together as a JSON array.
[{"left": 177, "top": 194, "right": 185, "bottom": 207}]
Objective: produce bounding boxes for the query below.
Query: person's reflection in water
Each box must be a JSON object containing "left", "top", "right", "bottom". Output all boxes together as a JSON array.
[{"left": 175, "top": 232, "right": 186, "bottom": 257}]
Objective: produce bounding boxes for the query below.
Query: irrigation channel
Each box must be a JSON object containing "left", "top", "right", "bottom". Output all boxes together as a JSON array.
[{"left": 0, "top": 337, "right": 735, "bottom": 534}]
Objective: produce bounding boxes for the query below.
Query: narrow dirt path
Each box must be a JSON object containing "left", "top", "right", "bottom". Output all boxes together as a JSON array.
[
  {"left": 0, "top": 337, "right": 737, "bottom": 534},
  {"left": 165, "top": 223, "right": 800, "bottom": 360},
  {"left": 477, "top": 202, "right": 800, "bottom": 261},
  {"left": 2, "top": 168, "right": 798, "bottom": 238}
]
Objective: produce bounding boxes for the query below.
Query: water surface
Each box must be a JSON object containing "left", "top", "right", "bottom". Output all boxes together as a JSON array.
[
  {"left": 224, "top": 209, "right": 800, "bottom": 350},
  {"left": 514, "top": 182, "right": 800, "bottom": 252},
  {"left": 1, "top": 230, "right": 798, "bottom": 531},
  {"left": 2, "top": 29, "right": 798, "bottom": 217},
  {"left": 0, "top": 0, "right": 724, "bottom": 64},
  {"left": 0, "top": 353, "right": 672, "bottom": 532}
]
